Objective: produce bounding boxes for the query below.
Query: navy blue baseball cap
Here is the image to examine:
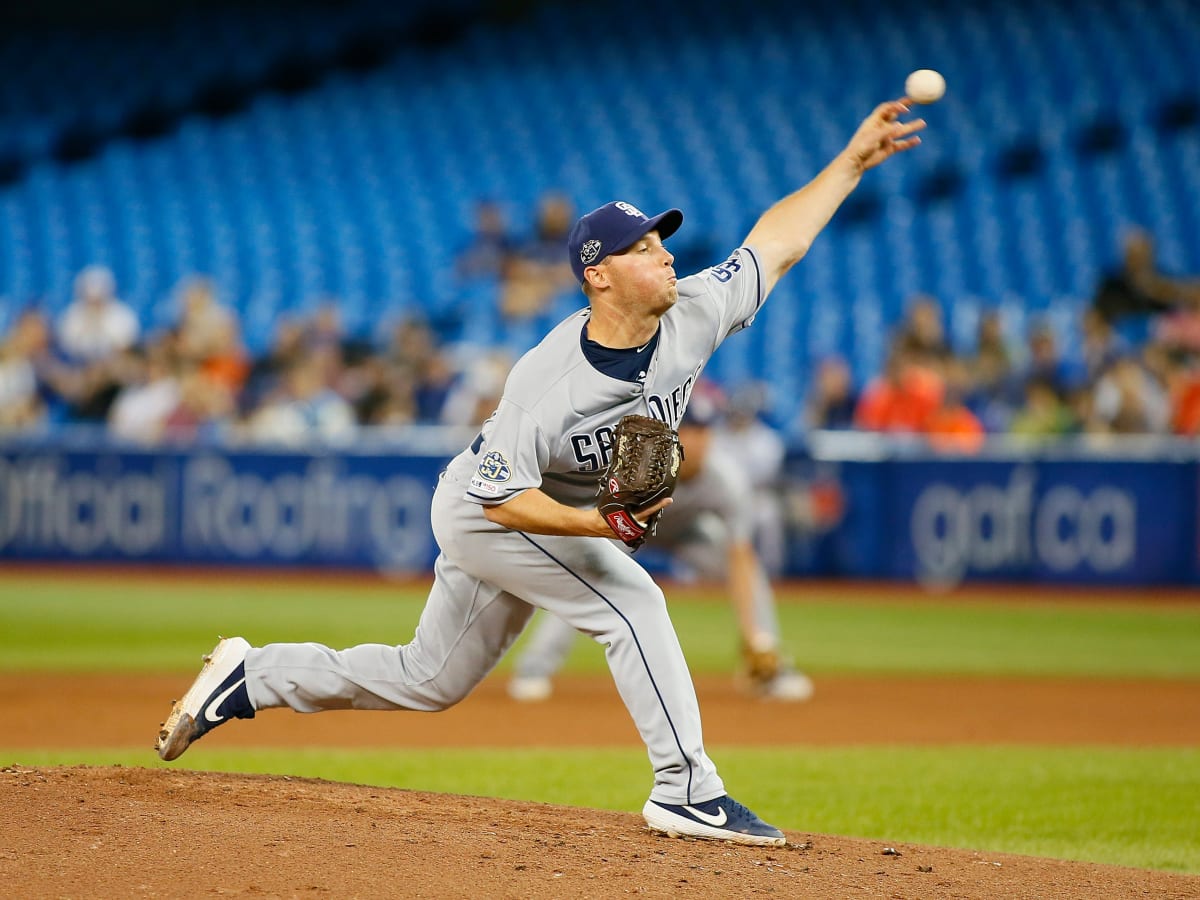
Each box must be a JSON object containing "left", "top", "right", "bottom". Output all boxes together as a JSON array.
[{"left": 567, "top": 201, "right": 683, "bottom": 283}]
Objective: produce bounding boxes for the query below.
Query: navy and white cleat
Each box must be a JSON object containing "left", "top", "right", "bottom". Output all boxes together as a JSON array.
[
  {"left": 156, "top": 637, "right": 255, "bottom": 761},
  {"left": 643, "top": 795, "right": 786, "bottom": 846}
]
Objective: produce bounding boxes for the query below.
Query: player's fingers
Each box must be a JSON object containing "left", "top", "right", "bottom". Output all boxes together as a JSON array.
[
  {"left": 634, "top": 497, "right": 673, "bottom": 521},
  {"left": 891, "top": 135, "right": 922, "bottom": 152},
  {"left": 891, "top": 119, "right": 926, "bottom": 137}
]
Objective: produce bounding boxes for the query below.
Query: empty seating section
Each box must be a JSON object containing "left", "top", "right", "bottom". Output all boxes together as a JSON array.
[{"left": 0, "top": 0, "right": 1196, "bottom": 419}]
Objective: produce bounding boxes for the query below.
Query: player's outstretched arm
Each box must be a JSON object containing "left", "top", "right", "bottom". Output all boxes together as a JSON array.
[
  {"left": 744, "top": 98, "right": 923, "bottom": 297},
  {"left": 483, "top": 487, "right": 673, "bottom": 538}
]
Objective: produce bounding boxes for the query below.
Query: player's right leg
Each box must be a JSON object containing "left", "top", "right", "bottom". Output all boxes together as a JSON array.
[{"left": 446, "top": 523, "right": 783, "bottom": 841}]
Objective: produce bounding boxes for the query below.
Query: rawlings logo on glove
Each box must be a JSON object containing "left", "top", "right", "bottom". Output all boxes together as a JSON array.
[{"left": 596, "top": 414, "right": 682, "bottom": 550}]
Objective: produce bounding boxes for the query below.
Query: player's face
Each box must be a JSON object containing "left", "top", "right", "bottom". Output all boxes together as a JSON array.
[{"left": 602, "top": 230, "right": 677, "bottom": 313}]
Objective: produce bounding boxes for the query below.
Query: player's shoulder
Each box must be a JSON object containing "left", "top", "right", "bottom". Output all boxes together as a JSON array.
[
  {"left": 675, "top": 245, "right": 762, "bottom": 300},
  {"left": 502, "top": 309, "right": 592, "bottom": 401}
]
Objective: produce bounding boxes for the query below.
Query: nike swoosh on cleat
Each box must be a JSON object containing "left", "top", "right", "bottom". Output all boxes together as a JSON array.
[
  {"left": 683, "top": 804, "right": 728, "bottom": 827},
  {"left": 204, "top": 678, "right": 246, "bottom": 724}
]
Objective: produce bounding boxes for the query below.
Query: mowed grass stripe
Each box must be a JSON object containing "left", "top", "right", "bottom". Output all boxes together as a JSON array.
[{"left": 1, "top": 573, "right": 1198, "bottom": 677}]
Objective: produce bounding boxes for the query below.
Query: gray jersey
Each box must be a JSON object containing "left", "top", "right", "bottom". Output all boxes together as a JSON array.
[
  {"left": 240, "top": 245, "right": 769, "bottom": 810},
  {"left": 446, "top": 246, "right": 764, "bottom": 508}
]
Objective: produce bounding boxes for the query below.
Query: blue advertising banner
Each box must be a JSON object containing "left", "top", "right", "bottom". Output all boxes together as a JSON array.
[
  {"left": 790, "top": 452, "right": 1200, "bottom": 586},
  {"left": 0, "top": 448, "right": 449, "bottom": 571},
  {"left": 3, "top": 440, "right": 1198, "bottom": 585}
]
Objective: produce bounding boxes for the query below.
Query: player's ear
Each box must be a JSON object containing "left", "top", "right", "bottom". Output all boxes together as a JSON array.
[{"left": 583, "top": 264, "right": 609, "bottom": 291}]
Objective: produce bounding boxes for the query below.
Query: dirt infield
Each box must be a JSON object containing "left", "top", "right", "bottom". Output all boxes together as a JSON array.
[
  {"left": 3, "top": 671, "right": 1200, "bottom": 749},
  {"left": 4, "top": 765, "right": 1198, "bottom": 899},
  {"left": 3, "top": 670, "right": 1200, "bottom": 897}
]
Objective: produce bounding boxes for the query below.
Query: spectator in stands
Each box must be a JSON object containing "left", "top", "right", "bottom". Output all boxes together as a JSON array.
[
  {"left": 892, "top": 294, "right": 953, "bottom": 366},
  {"left": 242, "top": 354, "right": 356, "bottom": 447},
  {"left": 439, "top": 351, "right": 513, "bottom": 427},
  {"left": 412, "top": 350, "right": 459, "bottom": 423},
  {"left": 1093, "top": 227, "right": 1200, "bottom": 322},
  {"left": 804, "top": 355, "right": 858, "bottom": 430},
  {"left": 56, "top": 265, "right": 139, "bottom": 364},
  {"left": 965, "top": 309, "right": 1016, "bottom": 431},
  {"left": 1081, "top": 307, "right": 1127, "bottom": 385},
  {"left": 161, "top": 365, "right": 235, "bottom": 445},
  {"left": 924, "top": 358, "right": 985, "bottom": 453},
  {"left": 309, "top": 300, "right": 374, "bottom": 367},
  {"left": 1155, "top": 302, "right": 1200, "bottom": 358},
  {"left": 355, "top": 358, "right": 418, "bottom": 426},
  {"left": 499, "top": 192, "right": 577, "bottom": 320},
  {"left": 1087, "top": 354, "right": 1170, "bottom": 434},
  {"left": 1009, "top": 377, "right": 1077, "bottom": 440},
  {"left": 0, "top": 309, "right": 47, "bottom": 431},
  {"left": 384, "top": 317, "right": 459, "bottom": 423},
  {"left": 107, "top": 340, "right": 181, "bottom": 445},
  {"left": 243, "top": 315, "right": 307, "bottom": 411},
  {"left": 456, "top": 199, "right": 516, "bottom": 282},
  {"left": 1138, "top": 342, "right": 1200, "bottom": 436},
  {"left": 175, "top": 277, "right": 233, "bottom": 363},
  {"left": 854, "top": 345, "right": 944, "bottom": 435},
  {"left": 1167, "top": 362, "right": 1200, "bottom": 436},
  {"left": 1023, "top": 319, "right": 1076, "bottom": 397},
  {"left": 174, "top": 276, "right": 249, "bottom": 394},
  {"left": 49, "top": 266, "right": 144, "bottom": 423}
]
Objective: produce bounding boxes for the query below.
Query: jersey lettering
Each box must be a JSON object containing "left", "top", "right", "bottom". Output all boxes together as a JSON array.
[
  {"left": 645, "top": 365, "right": 703, "bottom": 427},
  {"left": 709, "top": 254, "right": 742, "bottom": 283},
  {"left": 570, "top": 425, "right": 616, "bottom": 472}
]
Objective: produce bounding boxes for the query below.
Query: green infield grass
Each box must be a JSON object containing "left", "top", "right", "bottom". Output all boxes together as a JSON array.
[
  {"left": 1, "top": 572, "right": 1199, "bottom": 677},
  {"left": 3, "top": 570, "right": 1198, "bottom": 874}
]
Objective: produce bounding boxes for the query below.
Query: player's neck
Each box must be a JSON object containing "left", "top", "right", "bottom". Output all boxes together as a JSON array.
[{"left": 585, "top": 308, "right": 660, "bottom": 350}]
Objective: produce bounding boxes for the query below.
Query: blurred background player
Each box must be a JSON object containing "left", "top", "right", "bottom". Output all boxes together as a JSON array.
[{"left": 508, "top": 383, "right": 813, "bottom": 703}]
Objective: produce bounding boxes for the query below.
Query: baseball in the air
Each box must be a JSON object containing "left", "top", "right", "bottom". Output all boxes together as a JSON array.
[{"left": 905, "top": 69, "right": 946, "bottom": 104}]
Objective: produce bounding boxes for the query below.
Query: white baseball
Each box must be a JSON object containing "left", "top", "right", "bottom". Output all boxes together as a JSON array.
[{"left": 905, "top": 69, "right": 946, "bottom": 104}]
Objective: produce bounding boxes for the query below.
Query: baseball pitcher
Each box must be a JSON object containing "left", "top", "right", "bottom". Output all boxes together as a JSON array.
[{"left": 155, "top": 98, "right": 924, "bottom": 846}]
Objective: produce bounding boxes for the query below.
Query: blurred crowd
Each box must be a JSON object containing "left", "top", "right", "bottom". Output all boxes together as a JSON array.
[
  {"left": 1, "top": 218, "right": 1198, "bottom": 449},
  {"left": 0, "top": 266, "right": 514, "bottom": 446},
  {"left": 805, "top": 228, "right": 1200, "bottom": 448}
]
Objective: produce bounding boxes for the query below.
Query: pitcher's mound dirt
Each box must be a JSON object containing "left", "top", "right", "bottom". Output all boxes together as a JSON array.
[{"left": 3, "top": 765, "right": 1197, "bottom": 900}]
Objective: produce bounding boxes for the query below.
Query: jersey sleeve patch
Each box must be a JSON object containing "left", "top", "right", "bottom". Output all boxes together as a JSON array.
[{"left": 470, "top": 450, "right": 511, "bottom": 495}]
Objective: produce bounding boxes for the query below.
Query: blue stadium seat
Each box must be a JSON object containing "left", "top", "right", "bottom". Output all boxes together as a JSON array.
[{"left": 0, "top": 0, "right": 1197, "bottom": 431}]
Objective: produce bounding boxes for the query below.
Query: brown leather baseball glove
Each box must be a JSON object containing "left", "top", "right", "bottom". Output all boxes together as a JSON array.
[
  {"left": 596, "top": 414, "right": 682, "bottom": 550},
  {"left": 742, "top": 639, "right": 783, "bottom": 685}
]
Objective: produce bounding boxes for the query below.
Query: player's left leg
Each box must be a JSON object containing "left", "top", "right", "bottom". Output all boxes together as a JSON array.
[
  {"left": 246, "top": 552, "right": 536, "bottom": 713},
  {"left": 156, "top": 553, "right": 537, "bottom": 760},
  {"left": 156, "top": 476, "right": 538, "bottom": 760}
]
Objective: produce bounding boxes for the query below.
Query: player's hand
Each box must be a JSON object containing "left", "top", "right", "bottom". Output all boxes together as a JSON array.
[
  {"left": 844, "top": 99, "right": 925, "bottom": 174},
  {"left": 632, "top": 496, "right": 673, "bottom": 523},
  {"left": 592, "top": 497, "right": 673, "bottom": 542}
]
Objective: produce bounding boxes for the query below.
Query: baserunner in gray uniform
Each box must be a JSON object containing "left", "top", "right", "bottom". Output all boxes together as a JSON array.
[
  {"left": 508, "top": 392, "right": 815, "bottom": 704},
  {"left": 155, "top": 98, "right": 924, "bottom": 846}
]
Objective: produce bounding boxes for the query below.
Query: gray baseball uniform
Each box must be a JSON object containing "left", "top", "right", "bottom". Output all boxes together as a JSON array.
[
  {"left": 512, "top": 446, "right": 784, "bottom": 682},
  {"left": 243, "top": 245, "right": 763, "bottom": 806}
]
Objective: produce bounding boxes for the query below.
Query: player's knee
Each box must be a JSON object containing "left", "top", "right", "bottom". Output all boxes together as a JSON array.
[{"left": 608, "top": 585, "right": 669, "bottom": 638}]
